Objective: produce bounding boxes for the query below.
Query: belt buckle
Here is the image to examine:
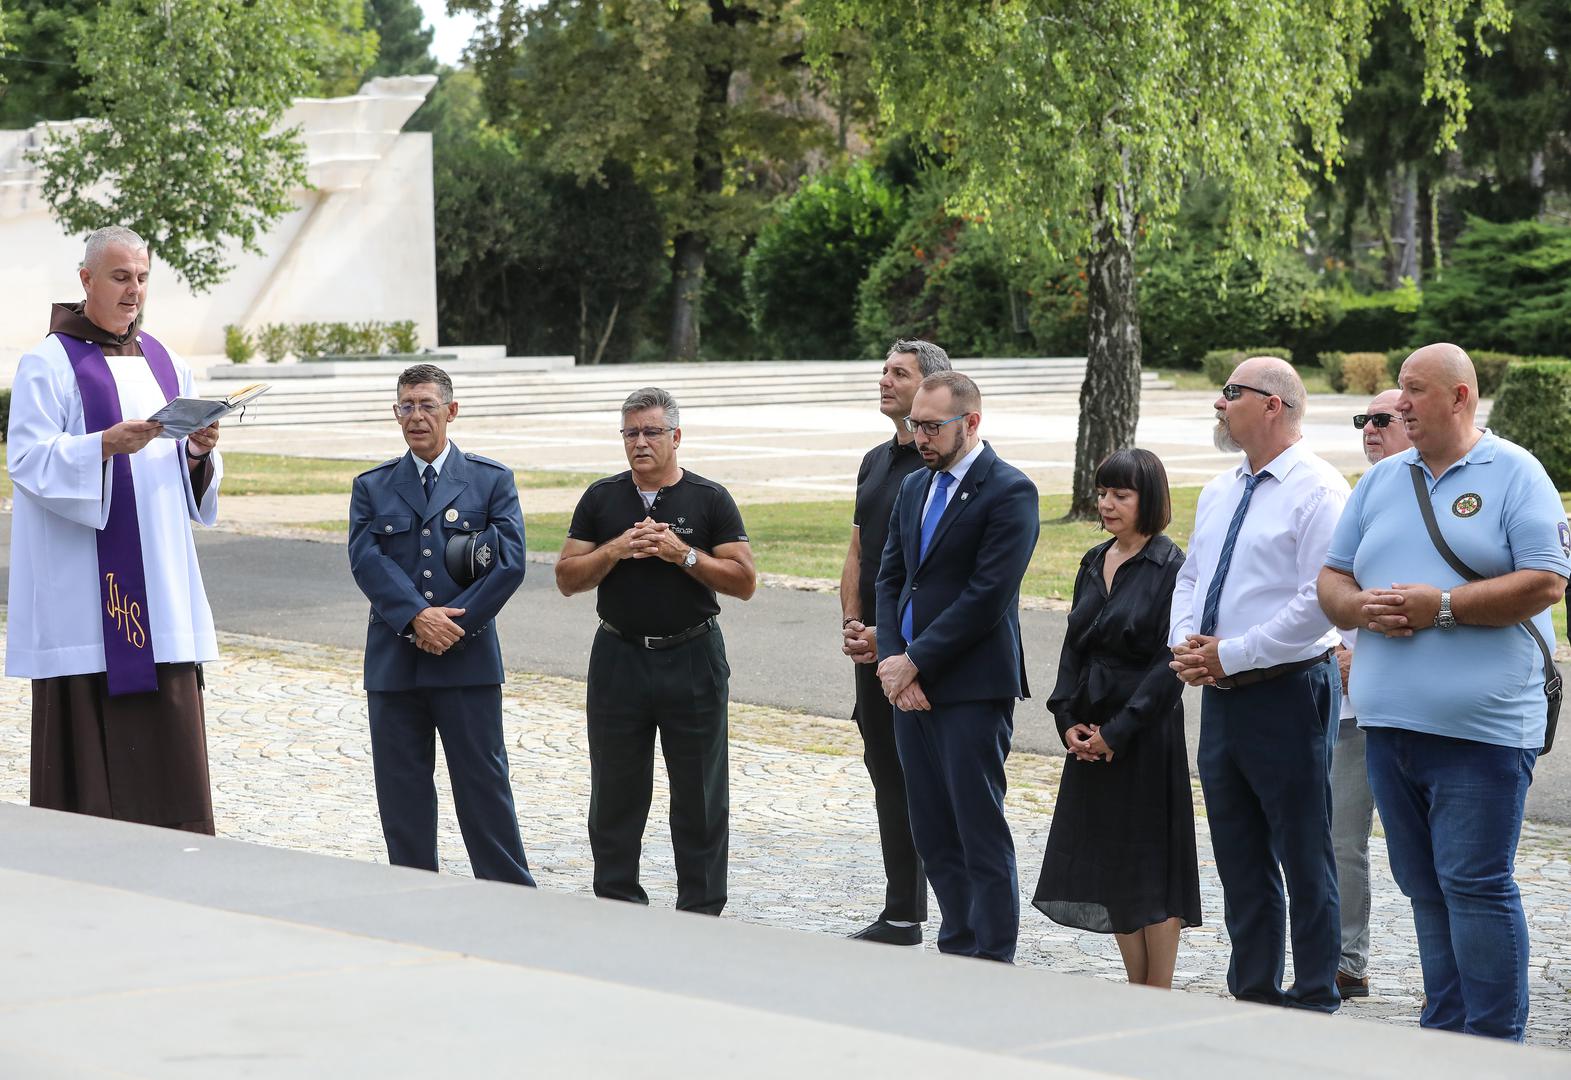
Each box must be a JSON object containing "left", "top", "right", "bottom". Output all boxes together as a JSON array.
[{"left": 642, "top": 634, "right": 657, "bottom": 649}]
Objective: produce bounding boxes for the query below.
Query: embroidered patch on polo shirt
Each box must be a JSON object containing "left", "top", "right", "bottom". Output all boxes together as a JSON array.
[
  {"left": 1559, "top": 520, "right": 1571, "bottom": 558},
  {"left": 1451, "top": 493, "right": 1482, "bottom": 518}
]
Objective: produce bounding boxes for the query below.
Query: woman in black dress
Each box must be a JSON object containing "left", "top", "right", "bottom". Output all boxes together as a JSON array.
[{"left": 1032, "top": 448, "right": 1201, "bottom": 988}]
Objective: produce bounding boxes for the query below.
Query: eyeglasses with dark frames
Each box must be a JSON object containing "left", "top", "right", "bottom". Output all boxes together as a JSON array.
[
  {"left": 620, "top": 426, "right": 676, "bottom": 441},
  {"left": 902, "top": 414, "right": 968, "bottom": 437},
  {"left": 1353, "top": 413, "right": 1399, "bottom": 429},
  {"left": 1220, "top": 383, "right": 1296, "bottom": 408}
]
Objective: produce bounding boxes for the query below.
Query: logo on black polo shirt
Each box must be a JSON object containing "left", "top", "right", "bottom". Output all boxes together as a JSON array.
[{"left": 1451, "top": 493, "right": 1482, "bottom": 518}]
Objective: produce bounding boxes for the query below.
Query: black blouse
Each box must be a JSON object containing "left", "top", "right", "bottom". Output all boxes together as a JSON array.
[{"left": 1046, "top": 533, "right": 1185, "bottom": 755}]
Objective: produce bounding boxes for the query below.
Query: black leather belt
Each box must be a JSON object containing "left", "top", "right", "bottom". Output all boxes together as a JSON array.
[
  {"left": 600, "top": 617, "right": 716, "bottom": 650},
  {"left": 1214, "top": 649, "right": 1333, "bottom": 691}
]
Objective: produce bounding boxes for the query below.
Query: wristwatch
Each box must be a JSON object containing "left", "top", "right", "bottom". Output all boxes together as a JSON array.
[
  {"left": 1434, "top": 590, "right": 1456, "bottom": 630},
  {"left": 681, "top": 546, "right": 698, "bottom": 569}
]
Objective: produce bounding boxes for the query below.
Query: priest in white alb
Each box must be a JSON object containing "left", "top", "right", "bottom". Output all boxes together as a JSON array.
[{"left": 7, "top": 225, "right": 224, "bottom": 834}]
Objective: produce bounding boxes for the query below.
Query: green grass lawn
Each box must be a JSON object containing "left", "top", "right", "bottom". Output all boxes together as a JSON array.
[{"left": 0, "top": 446, "right": 586, "bottom": 498}]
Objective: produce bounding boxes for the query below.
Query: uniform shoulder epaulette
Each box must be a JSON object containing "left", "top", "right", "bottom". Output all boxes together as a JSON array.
[
  {"left": 463, "top": 452, "right": 510, "bottom": 471},
  {"left": 356, "top": 457, "right": 402, "bottom": 479}
]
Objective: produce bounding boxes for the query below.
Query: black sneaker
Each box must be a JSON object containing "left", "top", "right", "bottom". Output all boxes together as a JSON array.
[{"left": 848, "top": 919, "right": 922, "bottom": 946}]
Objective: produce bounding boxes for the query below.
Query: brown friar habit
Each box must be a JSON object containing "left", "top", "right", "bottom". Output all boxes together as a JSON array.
[{"left": 27, "top": 303, "right": 216, "bottom": 835}]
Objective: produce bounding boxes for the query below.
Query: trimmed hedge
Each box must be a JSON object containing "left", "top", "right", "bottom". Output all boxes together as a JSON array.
[
  {"left": 1200, "top": 347, "right": 1291, "bottom": 386},
  {"left": 1342, "top": 352, "right": 1389, "bottom": 396},
  {"left": 1382, "top": 348, "right": 1521, "bottom": 398},
  {"left": 1320, "top": 351, "right": 1347, "bottom": 393},
  {"left": 1488, "top": 359, "right": 1571, "bottom": 489}
]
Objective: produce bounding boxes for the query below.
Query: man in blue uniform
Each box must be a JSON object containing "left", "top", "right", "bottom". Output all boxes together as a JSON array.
[{"left": 348, "top": 364, "right": 535, "bottom": 885}]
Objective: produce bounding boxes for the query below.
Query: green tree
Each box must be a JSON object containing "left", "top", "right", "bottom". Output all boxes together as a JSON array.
[
  {"left": 33, "top": 0, "right": 376, "bottom": 293},
  {"left": 807, "top": 0, "right": 1507, "bottom": 518},
  {"left": 745, "top": 161, "right": 905, "bottom": 359},
  {"left": 364, "top": 0, "right": 438, "bottom": 77},
  {"left": 0, "top": 0, "right": 95, "bottom": 127},
  {"left": 459, "top": 0, "right": 839, "bottom": 361}
]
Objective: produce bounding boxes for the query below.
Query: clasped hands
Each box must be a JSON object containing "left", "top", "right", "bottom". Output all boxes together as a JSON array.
[
  {"left": 1169, "top": 634, "right": 1224, "bottom": 686},
  {"left": 613, "top": 517, "right": 692, "bottom": 564},
  {"left": 876, "top": 652, "right": 930, "bottom": 711},
  {"left": 1353, "top": 583, "right": 1442, "bottom": 638},
  {"left": 412, "top": 605, "right": 466, "bottom": 655},
  {"left": 1064, "top": 723, "right": 1114, "bottom": 763},
  {"left": 841, "top": 619, "right": 878, "bottom": 665}
]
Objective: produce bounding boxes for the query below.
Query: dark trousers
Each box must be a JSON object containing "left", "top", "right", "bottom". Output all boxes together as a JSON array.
[
  {"left": 586, "top": 625, "right": 730, "bottom": 915},
  {"left": 853, "top": 662, "right": 927, "bottom": 923},
  {"left": 1198, "top": 659, "right": 1341, "bottom": 1011},
  {"left": 368, "top": 685, "right": 535, "bottom": 886},
  {"left": 894, "top": 697, "right": 1017, "bottom": 962}
]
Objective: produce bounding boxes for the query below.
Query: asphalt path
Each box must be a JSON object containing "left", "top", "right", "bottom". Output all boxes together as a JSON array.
[{"left": 3, "top": 523, "right": 1567, "bottom": 826}]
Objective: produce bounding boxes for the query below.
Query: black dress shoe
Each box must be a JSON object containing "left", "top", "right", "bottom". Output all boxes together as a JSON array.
[{"left": 849, "top": 919, "right": 922, "bottom": 946}]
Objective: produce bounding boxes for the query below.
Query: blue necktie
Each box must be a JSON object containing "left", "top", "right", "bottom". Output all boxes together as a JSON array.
[
  {"left": 422, "top": 464, "right": 436, "bottom": 501},
  {"left": 1198, "top": 471, "right": 1267, "bottom": 637},
  {"left": 902, "top": 471, "right": 954, "bottom": 641}
]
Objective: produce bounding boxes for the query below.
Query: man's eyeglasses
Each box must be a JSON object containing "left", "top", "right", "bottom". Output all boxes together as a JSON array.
[
  {"left": 1353, "top": 413, "right": 1399, "bottom": 429},
  {"left": 621, "top": 426, "right": 675, "bottom": 441},
  {"left": 395, "top": 402, "right": 445, "bottom": 418},
  {"left": 902, "top": 414, "right": 967, "bottom": 437},
  {"left": 1220, "top": 383, "right": 1295, "bottom": 408}
]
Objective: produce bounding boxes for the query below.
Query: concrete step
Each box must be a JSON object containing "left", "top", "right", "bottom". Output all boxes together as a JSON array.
[{"left": 205, "top": 357, "right": 1150, "bottom": 428}]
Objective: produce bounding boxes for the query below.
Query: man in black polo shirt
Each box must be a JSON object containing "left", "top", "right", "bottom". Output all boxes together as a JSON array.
[
  {"left": 556, "top": 387, "right": 757, "bottom": 915},
  {"left": 840, "top": 338, "right": 952, "bottom": 945}
]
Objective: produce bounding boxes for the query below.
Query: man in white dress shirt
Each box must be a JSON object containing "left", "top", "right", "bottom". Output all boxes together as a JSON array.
[
  {"left": 7, "top": 226, "right": 223, "bottom": 834},
  {"left": 1170, "top": 355, "right": 1349, "bottom": 1012}
]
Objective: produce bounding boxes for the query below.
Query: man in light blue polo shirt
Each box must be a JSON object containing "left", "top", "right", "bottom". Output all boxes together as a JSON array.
[{"left": 1318, "top": 343, "right": 1570, "bottom": 1042}]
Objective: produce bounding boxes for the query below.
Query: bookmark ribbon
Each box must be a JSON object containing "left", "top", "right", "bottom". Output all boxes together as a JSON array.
[{"left": 58, "top": 331, "right": 179, "bottom": 696}]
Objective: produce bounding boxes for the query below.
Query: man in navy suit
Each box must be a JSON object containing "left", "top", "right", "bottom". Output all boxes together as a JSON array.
[
  {"left": 348, "top": 364, "right": 535, "bottom": 886},
  {"left": 875, "top": 370, "right": 1040, "bottom": 962}
]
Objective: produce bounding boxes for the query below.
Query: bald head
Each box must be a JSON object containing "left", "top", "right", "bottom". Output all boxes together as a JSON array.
[
  {"left": 1404, "top": 343, "right": 1478, "bottom": 401},
  {"left": 1238, "top": 356, "right": 1305, "bottom": 430},
  {"left": 1397, "top": 342, "right": 1482, "bottom": 458}
]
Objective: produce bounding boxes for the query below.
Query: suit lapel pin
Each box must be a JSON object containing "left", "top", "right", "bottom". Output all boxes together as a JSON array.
[
  {"left": 445, "top": 508, "right": 458, "bottom": 523},
  {"left": 960, "top": 492, "right": 968, "bottom": 501}
]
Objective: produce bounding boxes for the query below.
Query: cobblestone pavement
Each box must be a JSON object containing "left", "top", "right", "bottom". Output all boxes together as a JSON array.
[{"left": 1, "top": 632, "right": 1566, "bottom": 1049}]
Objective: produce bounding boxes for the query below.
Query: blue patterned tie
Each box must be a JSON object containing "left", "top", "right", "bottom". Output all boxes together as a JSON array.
[
  {"left": 901, "top": 471, "right": 954, "bottom": 641},
  {"left": 1198, "top": 471, "right": 1267, "bottom": 637},
  {"left": 422, "top": 464, "right": 436, "bottom": 501}
]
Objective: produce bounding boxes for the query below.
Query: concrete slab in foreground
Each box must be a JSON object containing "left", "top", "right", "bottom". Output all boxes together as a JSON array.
[{"left": 0, "top": 804, "right": 1561, "bottom": 1079}]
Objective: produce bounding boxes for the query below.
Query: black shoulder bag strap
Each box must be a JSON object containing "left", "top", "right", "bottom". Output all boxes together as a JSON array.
[{"left": 1408, "top": 462, "right": 1561, "bottom": 753}]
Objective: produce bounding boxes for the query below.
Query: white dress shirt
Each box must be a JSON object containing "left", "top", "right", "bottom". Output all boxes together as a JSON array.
[
  {"left": 6, "top": 333, "right": 222, "bottom": 678},
  {"left": 919, "top": 439, "right": 985, "bottom": 521},
  {"left": 411, "top": 442, "right": 452, "bottom": 482},
  {"left": 1169, "top": 440, "right": 1348, "bottom": 676}
]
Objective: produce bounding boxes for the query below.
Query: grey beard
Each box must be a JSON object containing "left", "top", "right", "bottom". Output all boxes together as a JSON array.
[{"left": 1212, "top": 418, "right": 1241, "bottom": 453}]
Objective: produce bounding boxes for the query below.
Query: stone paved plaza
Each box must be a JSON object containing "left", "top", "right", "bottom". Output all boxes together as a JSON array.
[{"left": 0, "top": 630, "right": 1566, "bottom": 1049}]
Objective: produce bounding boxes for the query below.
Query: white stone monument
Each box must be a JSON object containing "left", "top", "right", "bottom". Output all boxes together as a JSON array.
[{"left": 0, "top": 75, "right": 439, "bottom": 367}]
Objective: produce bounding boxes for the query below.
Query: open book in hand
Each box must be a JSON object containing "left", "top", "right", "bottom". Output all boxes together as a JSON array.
[{"left": 148, "top": 383, "right": 270, "bottom": 438}]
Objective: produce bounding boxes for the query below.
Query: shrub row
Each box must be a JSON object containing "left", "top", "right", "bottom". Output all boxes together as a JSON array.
[
  {"left": 224, "top": 320, "right": 421, "bottom": 364},
  {"left": 1490, "top": 360, "right": 1571, "bottom": 490}
]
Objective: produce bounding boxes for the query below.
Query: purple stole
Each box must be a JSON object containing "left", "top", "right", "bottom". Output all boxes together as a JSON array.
[{"left": 57, "top": 331, "right": 180, "bottom": 696}]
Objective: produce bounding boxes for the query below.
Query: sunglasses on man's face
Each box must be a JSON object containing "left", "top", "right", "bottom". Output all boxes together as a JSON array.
[
  {"left": 1219, "top": 383, "right": 1295, "bottom": 407},
  {"left": 1353, "top": 413, "right": 1399, "bottom": 429}
]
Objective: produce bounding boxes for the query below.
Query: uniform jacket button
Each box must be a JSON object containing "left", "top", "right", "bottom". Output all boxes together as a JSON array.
[
  {"left": 423, "top": 569, "right": 432, "bottom": 578},
  {"left": 422, "top": 548, "right": 432, "bottom": 557},
  {"left": 422, "top": 528, "right": 431, "bottom": 537},
  {"left": 423, "top": 590, "right": 434, "bottom": 599},
  {"left": 384, "top": 524, "right": 393, "bottom": 533}
]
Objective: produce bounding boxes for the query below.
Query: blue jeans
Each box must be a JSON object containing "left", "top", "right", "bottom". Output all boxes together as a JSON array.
[{"left": 1365, "top": 726, "right": 1537, "bottom": 1041}]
